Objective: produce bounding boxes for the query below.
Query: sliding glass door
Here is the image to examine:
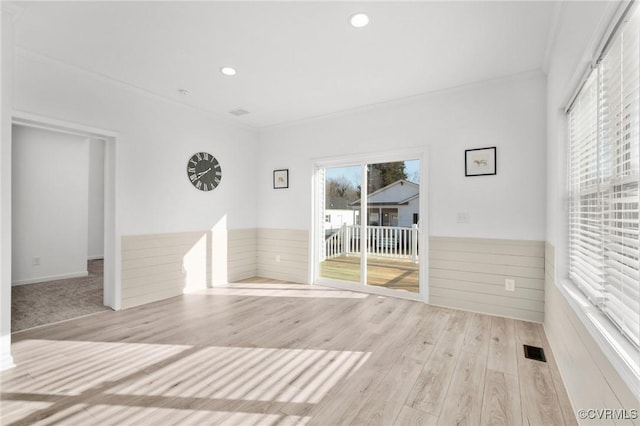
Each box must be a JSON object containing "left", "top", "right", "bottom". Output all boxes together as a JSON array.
[
  {"left": 365, "top": 160, "right": 420, "bottom": 293},
  {"left": 316, "top": 156, "right": 422, "bottom": 298},
  {"left": 319, "top": 165, "right": 362, "bottom": 284}
]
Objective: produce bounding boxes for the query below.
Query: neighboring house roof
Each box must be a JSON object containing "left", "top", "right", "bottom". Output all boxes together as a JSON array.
[
  {"left": 349, "top": 179, "right": 419, "bottom": 207},
  {"left": 327, "top": 196, "right": 354, "bottom": 209},
  {"left": 367, "top": 179, "right": 418, "bottom": 198},
  {"left": 398, "top": 194, "right": 419, "bottom": 204}
]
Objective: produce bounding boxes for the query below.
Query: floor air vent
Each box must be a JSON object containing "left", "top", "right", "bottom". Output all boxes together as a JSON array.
[{"left": 523, "top": 345, "right": 547, "bottom": 362}]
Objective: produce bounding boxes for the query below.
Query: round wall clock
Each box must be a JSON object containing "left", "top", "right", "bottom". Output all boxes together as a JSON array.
[{"left": 187, "top": 152, "right": 222, "bottom": 191}]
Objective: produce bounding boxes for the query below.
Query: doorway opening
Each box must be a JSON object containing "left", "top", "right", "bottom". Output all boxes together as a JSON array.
[{"left": 10, "top": 113, "right": 119, "bottom": 331}]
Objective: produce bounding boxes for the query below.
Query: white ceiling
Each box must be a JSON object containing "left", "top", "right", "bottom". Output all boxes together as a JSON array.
[{"left": 12, "top": 1, "right": 557, "bottom": 128}]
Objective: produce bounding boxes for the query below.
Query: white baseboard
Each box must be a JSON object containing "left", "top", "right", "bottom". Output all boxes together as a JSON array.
[
  {"left": 1, "top": 335, "right": 15, "bottom": 371},
  {"left": 12, "top": 271, "right": 89, "bottom": 286},
  {"left": 87, "top": 255, "right": 104, "bottom": 261},
  {"left": 0, "top": 354, "right": 14, "bottom": 371}
]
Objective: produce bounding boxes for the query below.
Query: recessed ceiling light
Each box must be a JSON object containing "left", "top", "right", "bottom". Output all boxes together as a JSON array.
[
  {"left": 229, "top": 108, "right": 250, "bottom": 116},
  {"left": 220, "top": 67, "right": 237, "bottom": 76},
  {"left": 349, "top": 13, "right": 369, "bottom": 28}
]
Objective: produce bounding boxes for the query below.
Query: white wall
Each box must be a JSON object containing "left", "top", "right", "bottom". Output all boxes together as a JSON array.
[
  {"left": 1, "top": 4, "right": 16, "bottom": 371},
  {"left": 545, "top": 1, "right": 639, "bottom": 417},
  {"left": 258, "top": 71, "right": 547, "bottom": 241},
  {"left": 545, "top": 1, "right": 616, "bottom": 270},
  {"left": 12, "top": 125, "right": 89, "bottom": 285},
  {"left": 88, "top": 138, "right": 104, "bottom": 259},
  {"left": 8, "top": 47, "right": 259, "bottom": 321},
  {"left": 13, "top": 50, "right": 259, "bottom": 237}
]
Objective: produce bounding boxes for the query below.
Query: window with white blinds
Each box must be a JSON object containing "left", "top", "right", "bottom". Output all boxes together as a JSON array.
[{"left": 568, "top": 5, "right": 640, "bottom": 349}]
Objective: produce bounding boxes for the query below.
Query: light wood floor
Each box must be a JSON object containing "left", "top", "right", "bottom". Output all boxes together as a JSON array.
[
  {"left": 320, "top": 256, "right": 419, "bottom": 293},
  {"left": 0, "top": 278, "right": 576, "bottom": 425}
]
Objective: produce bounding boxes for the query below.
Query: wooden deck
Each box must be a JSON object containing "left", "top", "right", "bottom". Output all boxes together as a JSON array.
[{"left": 320, "top": 255, "right": 419, "bottom": 293}]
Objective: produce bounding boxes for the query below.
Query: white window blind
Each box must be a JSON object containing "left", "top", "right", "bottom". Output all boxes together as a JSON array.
[{"left": 568, "top": 5, "right": 640, "bottom": 348}]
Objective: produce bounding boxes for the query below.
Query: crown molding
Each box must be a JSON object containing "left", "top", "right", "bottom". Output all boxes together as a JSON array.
[
  {"left": 14, "top": 47, "right": 258, "bottom": 134},
  {"left": 1, "top": 1, "right": 25, "bottom": 20},
  {"left": 261, "top": 68, "right": 545, "bottom": 132}
]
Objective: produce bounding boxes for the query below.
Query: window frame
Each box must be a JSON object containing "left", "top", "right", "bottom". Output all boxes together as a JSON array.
[{"left": 563, "top": 0, "right": 640, "bottom": 396}]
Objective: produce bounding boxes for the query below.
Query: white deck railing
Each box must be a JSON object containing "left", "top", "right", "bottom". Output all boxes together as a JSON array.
[{"left": 325, "top": 224, "right": 419, "bottom": 263}]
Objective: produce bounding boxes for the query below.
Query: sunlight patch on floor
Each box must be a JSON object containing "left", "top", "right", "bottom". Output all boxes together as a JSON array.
[
  {"left": 5, "top": 340, "right": 189, "bottom": 396},
  {"left": 1, "top": 339, "right": 369, "bottom": 425},
  {"left": 107, "top": 346, "right": 371, "bottom": 404},
  {"left": 193, "top": 283, "right": 368, "bottom": 299}
]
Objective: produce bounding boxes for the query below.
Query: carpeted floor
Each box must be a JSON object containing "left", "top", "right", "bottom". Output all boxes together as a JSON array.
[{"left": 11, "top": 259, "right": 109, "bottom": 332}]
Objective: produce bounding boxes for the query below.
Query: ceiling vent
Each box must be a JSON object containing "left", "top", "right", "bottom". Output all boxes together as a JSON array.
[{"left": 229, "top": 108, "right": 249, "bottom": 116}]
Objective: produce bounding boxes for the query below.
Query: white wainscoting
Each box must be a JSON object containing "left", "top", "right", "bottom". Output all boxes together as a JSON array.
[
  {"left": 257, "top": 228, "right": 309, "bottom": 284},
  {"left": 121, "top": 232, "right": 545, "bottom": 325},
  {"left": 429, "top": 237, "right": 545, "bottom": 322},
  {"left": 544, "top": 243, "right": 639, "bottom": 424},
  {"left": 121, "top": 229, "right": 258, "bottom": 309},
  {"left": 121, "top": 232, "right": 205, "bottom": 309},
  {"left": 228, "top": 228, "right": 258, "bottom": 282}
]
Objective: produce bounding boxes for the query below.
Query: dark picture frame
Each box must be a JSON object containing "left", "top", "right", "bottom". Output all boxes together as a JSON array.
[
  {"left": 273, "top": 169, "right": 289, "bottom": 189},
  {"left": 465, "top": 147, "right": 497, "bottom": 177}
]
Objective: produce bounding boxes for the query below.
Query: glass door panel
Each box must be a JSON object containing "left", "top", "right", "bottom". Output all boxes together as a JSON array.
[
  {"left": 365, "top": 160, "right": 420, "bottom": 293},
  {"left": 319, "top": 165, "right": 362, "bottom": 284}
]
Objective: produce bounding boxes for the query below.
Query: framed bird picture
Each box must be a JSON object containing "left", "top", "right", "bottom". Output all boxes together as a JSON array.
[
  {"left": 273, "top": 169, "right": 289, "bottom": 189},
  {"left": 465, "top": 147, "right": 496, "bottom": 177}
]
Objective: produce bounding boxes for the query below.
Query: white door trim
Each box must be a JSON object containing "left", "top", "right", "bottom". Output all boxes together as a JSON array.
[{"left": 12, "top": 110, "right": 121, "bottom": 310}]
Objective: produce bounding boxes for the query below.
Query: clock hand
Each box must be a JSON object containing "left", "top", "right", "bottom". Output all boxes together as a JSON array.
[{"left": 196, "top": 168, "right": 212, "bottom": 178}]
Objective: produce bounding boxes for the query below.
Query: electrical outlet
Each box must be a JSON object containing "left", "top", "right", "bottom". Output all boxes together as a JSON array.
[
  {"left": 456, "top": 212, "right": 469, "bottom": 223},
  {"left": 33, "top": 257, "right": 40, "bottom": 266},
  {"left": 275, "top": 255, "right": 281, "bottom": 263},
  {"left": 505, "top": 278, "right": 515, "bottom": 292}
]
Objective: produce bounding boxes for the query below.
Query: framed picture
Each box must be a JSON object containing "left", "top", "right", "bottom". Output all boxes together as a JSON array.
[
  {"left": 273, "top": 169, "right": 289, "bottom": 189},
  {"left": 465, "top": 147, "right": 496, "bottom": 177}
]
